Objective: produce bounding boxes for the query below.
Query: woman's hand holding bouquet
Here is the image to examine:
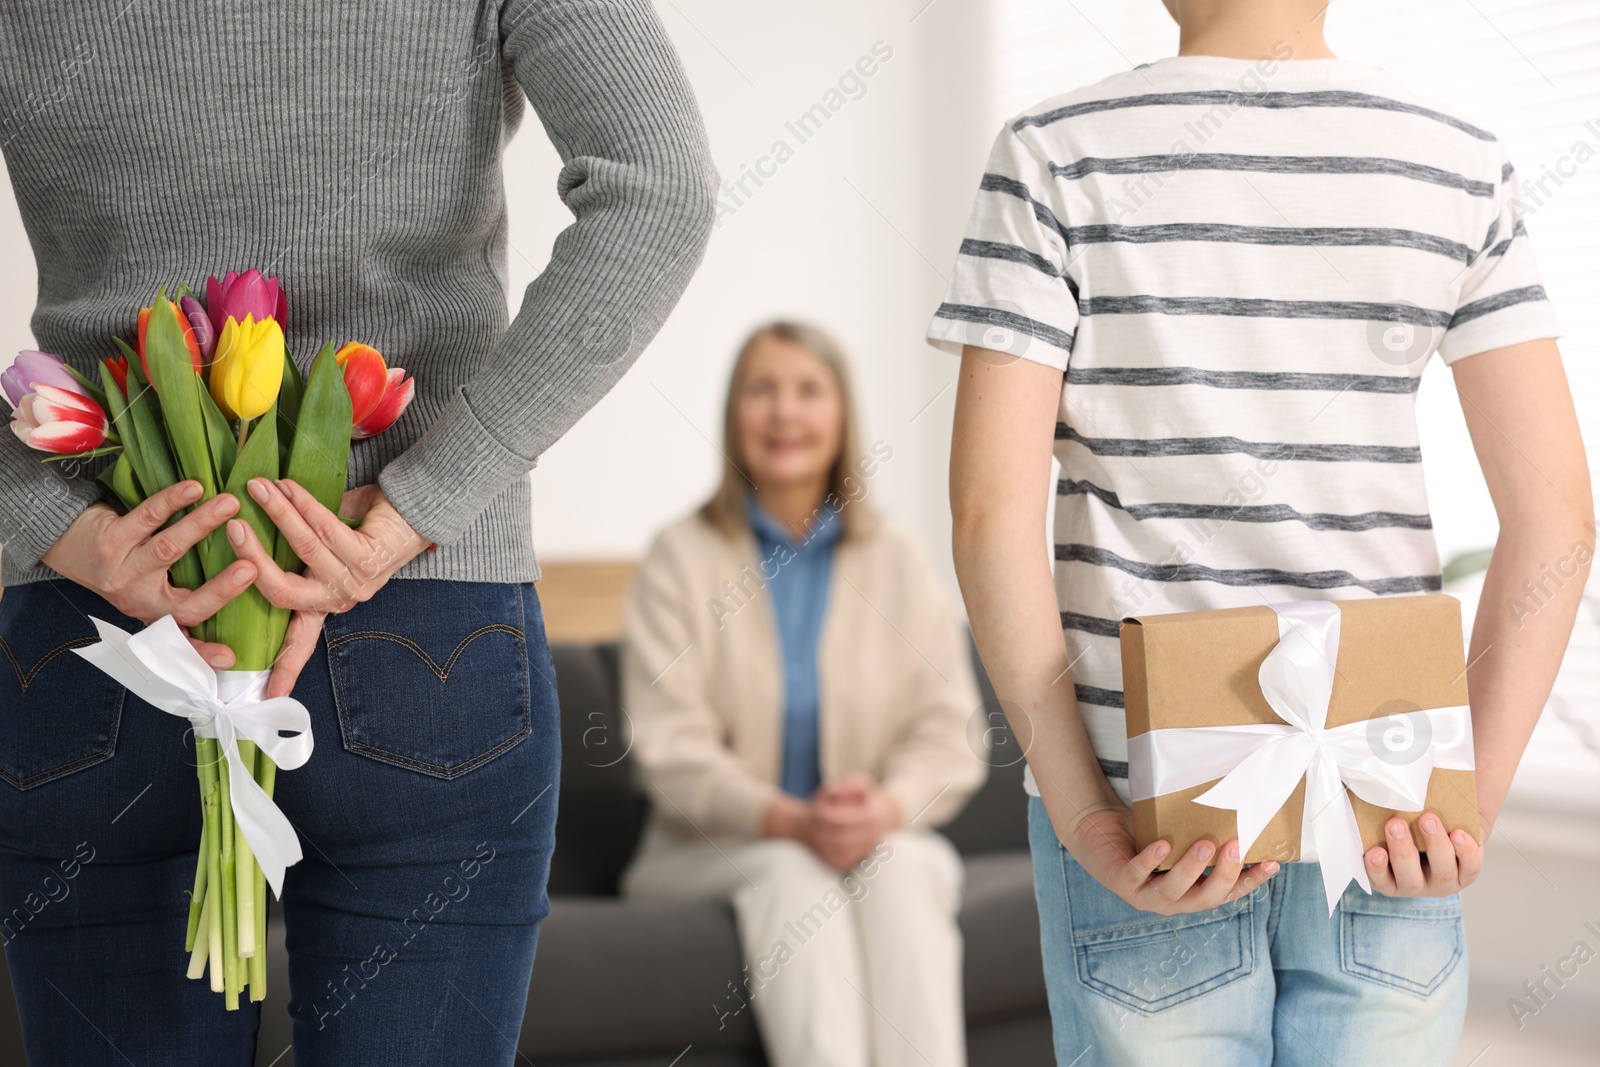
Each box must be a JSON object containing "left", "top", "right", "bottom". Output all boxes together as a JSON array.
[{"left": 5, "top": 270, "right": 419, "bottom": 1008}]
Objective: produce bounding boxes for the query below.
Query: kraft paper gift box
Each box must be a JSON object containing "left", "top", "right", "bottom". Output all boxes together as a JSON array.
[{"left": 1119, "top": 593, "right": 1482, "bottom": 907}]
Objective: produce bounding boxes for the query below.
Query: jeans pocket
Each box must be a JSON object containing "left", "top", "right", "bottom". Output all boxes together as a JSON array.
[
  {"left": 1060, "top": 846, "right": 1257, "bottom": 1014},
  {"left": 1340, "top": 891, "right": 1464, "bottom": 997},
  {"left": 323, "top": 579, "right": 531, "bottom": 779},
  {"left": 0, "top": 581, "right": 126, "bottom": 790}
]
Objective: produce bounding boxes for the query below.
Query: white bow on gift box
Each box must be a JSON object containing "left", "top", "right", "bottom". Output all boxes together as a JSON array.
[
  {"left": 1127, "top": 600, "right": 1475, "bottom": 914},
  {"left": 71, "top": 614, "right": 314, "bottom": 897}
]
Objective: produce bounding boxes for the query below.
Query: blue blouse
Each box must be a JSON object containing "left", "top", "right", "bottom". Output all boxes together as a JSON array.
[{"left": 747, "top": 493, "right": 842, "bottom": 799}]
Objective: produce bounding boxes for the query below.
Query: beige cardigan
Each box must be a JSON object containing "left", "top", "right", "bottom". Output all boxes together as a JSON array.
[{"left": 621, "top": 509, "right": 987, "bottom": 841}]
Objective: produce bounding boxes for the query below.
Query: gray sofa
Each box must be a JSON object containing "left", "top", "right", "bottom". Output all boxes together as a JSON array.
[{"left": 1, "top": 642, "right": 1052, "bottom": 1066}]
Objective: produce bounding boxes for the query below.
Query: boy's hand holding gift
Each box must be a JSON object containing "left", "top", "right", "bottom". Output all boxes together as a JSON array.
[{"left": 1119, "top": 594, "right": 1484, "bottom": 914}]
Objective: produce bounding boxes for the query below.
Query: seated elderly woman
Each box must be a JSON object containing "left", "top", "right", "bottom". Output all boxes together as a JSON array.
[{"left": 619, "top": 321, "right": 987, "bottom": 1067}]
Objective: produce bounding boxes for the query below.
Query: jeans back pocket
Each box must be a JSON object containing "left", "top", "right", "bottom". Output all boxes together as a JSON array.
[
  {"left": 324, "top": 579, "right": 531, "bottom": 779},
  {"left": 1060, "top": 844, "right": 1258, "bottom": 1014},
  {"left": 0, "top": 581, "right": 126, "bottom": 790},
  {"left": 1340, "top": 891, "right": 1464, "bottom": 997}
]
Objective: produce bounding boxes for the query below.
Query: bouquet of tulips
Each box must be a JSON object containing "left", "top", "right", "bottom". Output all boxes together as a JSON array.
[{"left": 4, "top": 270, "right": 413, "bottom": 1008}]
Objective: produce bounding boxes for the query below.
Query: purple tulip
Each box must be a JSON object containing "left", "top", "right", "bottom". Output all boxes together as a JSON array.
[
  {"left": 205, "top": 269, "right": 288, "bottom": 339},
  {"left": 2, "top": 350, "right": 84, "bottom": 408},
  {"left": 179, "top": 295, "right": 216, "bottom": 361}
]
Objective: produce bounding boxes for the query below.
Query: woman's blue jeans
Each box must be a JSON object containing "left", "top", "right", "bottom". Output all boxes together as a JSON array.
[
  {"left": 1028, "top": 795, "right": 1468, "bottom": 1066},
  {"left": 0, "top": 577, "right": 561, "bottom": 1066}
]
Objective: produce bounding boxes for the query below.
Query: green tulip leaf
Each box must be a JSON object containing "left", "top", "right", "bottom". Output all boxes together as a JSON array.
[
  {"left": 118, "top": 342, "right": 206, "bottom": 594},
  {"left": 276, "top": 346, "right": 306, "bottom": 470},
  {"left": 283, "top": 341, "right": 351, "bottom": 519},
  {"left": 145, "top": 284, "right": 236, "bottom": 581},
  {"left": 144, "top": 286, "right": 215, "bottom": 491},
  {"left": 198, "top": 379, "right": 238, "bottom": 487},
  {"left": 96, "top": 451, "right": 142, "bottom": 512},
  {"left": 260, "top": 341, "right": 352, "bottom": 662}
]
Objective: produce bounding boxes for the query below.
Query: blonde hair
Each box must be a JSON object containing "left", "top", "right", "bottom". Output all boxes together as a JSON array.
[{"left": 700, "top": 321, "right": 875, "bottom": 541}]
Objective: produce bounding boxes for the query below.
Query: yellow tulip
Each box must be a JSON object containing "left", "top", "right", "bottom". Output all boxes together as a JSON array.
[{"left": 209, "top": 313, "right": 285, "bottom": 421}]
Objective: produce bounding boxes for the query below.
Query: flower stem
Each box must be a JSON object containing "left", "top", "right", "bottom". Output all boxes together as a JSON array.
[
  {"left": 248, "top": 863, "right": 268, "bottom": 1000},
  {"left": 235, "top": 741, "right": 258, "bottom": 958},
  {"left": 250, "top": 753, "right": 276, "bottom": 1001},
  {"left": 185, "top": 744, "right": 212, "bottom": 954},
  {"left": 186, "top": 886, "right": 213, "bottom": 981},
  {"left": 183, "top": 848, "right": 207, "bottom": 953},
  {"left": 218, "top": 750, "right": 240, "bottom": 1009},
  {"left": 200, "top": 741, "right": 225, "bottom": 994}
]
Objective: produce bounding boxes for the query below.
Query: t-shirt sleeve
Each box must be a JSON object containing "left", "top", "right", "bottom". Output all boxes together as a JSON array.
[
  {"left": 1437, "top": 145, "right": 1565, "bottom": 364},
  {"left": 925, "top": 123, "right": 1079, "bottom": 372}
]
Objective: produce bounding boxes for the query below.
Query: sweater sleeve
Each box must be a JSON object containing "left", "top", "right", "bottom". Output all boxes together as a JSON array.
[
  {"left": 0, "top": 427, "right": 105, "bottom": 576},
  {"left": 377, "top": 0, "right": 718, "bottom": 548}
]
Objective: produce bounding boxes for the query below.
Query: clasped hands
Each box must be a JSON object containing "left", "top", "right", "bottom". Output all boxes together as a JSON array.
[
  {"left": 43, "top": 477, "right": 431, "bottom": 702},
  {"left": 763, "top": 773, "right": 902, "bottom": 872}
]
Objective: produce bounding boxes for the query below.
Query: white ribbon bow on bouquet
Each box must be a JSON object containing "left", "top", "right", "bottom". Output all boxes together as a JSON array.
[
  {"left": 71, "top": 614, "right": 314, "bottom": 897},
  {"left": 1126, "top": 600, "right": 1474, "bottom": 914}
]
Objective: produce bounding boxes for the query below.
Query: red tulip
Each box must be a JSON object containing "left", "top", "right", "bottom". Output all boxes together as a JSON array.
[
  {"left": 10, "top": 382, "right": 108, "bottom": 454},
  {"left": 104, "top": 354, "right": 129, "bottom": 398},
  {"left": 334, "top": 342, "right": 389, "bottom": 424},
  {"left": 334, "top": 342, "right": 413, "bottom": 438},
  {"left": 352, "top": 367, "right": 414, "bottom": 439},
  {"left": 136, "top": 298, "right": 203, "bottom": 379}
]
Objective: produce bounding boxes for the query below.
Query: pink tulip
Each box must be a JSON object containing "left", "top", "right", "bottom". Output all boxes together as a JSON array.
[
  {"left": 10, "top": 382, "right": 108, "bottom": 454},
  {"left": 352, "top": 367, "right": 414, "bottom": 439},
  {"left": 205, "top": 270, "right": 288, "bottom": 340},
  {"left": 2, "top": 350, "right": 84, "bottom": 408}
]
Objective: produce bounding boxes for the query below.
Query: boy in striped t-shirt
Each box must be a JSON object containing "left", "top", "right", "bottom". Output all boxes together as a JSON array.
[{"left": 938, "top": 1, "right": 1591, "bottom": 1062}]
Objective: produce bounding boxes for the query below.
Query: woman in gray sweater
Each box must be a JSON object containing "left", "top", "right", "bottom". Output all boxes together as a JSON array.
[{"left": 0, "top": 2, "right": 716, "bottom": 1064}]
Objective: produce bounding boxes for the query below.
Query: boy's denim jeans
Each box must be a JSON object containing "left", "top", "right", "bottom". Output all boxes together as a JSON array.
[
  {"left": 1028, "top": 795, "right": 1468, "bottom": 1066},
  {"left": 0, "top": 577, "right": 561, "bottom": 1067}
]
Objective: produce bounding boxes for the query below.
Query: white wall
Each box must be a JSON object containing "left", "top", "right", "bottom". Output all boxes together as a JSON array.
[{"left": 515, "top": 0, "right": 1016, "bottom": 581}]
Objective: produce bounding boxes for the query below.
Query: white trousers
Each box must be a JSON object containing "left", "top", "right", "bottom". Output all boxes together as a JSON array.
[{"left": 621, "top": 826, "right": 968, "bottom": 1067}]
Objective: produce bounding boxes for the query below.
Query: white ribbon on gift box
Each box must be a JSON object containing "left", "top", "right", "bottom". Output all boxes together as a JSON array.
[
  {"left": 70, "top": 614, "right": 314, "bottom": 897},
  {"left": 1126, "top": 599, "right": 1475, "bottom": 914}
]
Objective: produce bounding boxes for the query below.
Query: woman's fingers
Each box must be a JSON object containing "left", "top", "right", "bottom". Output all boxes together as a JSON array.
[
  {"left": 166, "top": 560, "right": 258, "bottom": 628},
  {"left": 131, "top": 492, "right": 239, "bottom": 576},
  {"left": 246, "top": 478, "right": 350, "bottom": 585},
  {"left": 112, "top": 480, "right": 203, "bottom": 557},
  {"left": 226, "top": 517, "right": 342, "bottom": 612},
  {"left": 183, "top": 631, "right": 236, "bottom": 670},
  {"left": 265, "top": 609, "right": 326, "bottom": 699}
]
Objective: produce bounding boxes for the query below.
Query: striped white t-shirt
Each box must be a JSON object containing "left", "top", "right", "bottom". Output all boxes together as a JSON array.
[{"left": 926, "top": 54, "right": 1565, "bottom": 802}]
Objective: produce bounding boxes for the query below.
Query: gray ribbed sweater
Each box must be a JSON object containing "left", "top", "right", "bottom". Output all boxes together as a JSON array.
[{"left": 0, "top": 0, "right": 717, "bottom": 588}]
